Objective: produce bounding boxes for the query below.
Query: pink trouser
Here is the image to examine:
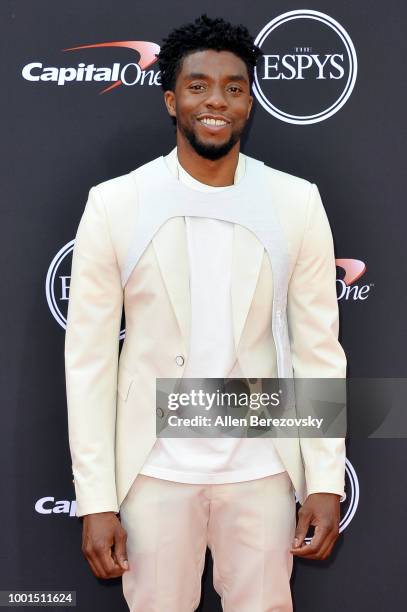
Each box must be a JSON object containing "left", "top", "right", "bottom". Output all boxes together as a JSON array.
[{"left": 120, "top": 472, "right": 296, "bottom": 612}]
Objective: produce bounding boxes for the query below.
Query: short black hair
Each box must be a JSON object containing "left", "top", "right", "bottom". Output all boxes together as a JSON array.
[{"left": 157, "top": 14, "right": 262, "bottom": 92}]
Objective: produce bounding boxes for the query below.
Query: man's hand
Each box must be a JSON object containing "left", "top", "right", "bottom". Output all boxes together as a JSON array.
[
  {"left": 81, "top": 511, "right": 129, "bottom": 579},
  {"left": 291, "top": 493, "right": 340, "bottom": 560}
]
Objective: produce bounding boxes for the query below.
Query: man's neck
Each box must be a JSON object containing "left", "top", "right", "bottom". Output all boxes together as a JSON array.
[{"left": 176, "top": 135, "right": 240, "bottom": 187}]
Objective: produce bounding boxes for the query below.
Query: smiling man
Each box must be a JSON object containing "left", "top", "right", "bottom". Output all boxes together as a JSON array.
[{"left": 65, "top": 14, "right": 347, "bottom": 612}]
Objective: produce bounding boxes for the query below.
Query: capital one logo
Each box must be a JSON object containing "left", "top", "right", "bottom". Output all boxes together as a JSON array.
[
  {"left": 45, "top": 240, "right": 125, "bottom": 338},
  {"left": 336, "top": 258, "right": 373, "bottom": 301},
  {"left": 22, "top": 40, "right": 160, "bottom": 94},
  {"left": 35, "top": 496, "right": 77, "bottom": 517},
  {"left": 253, "top": 10, "right": 358, "bottom": 124}
]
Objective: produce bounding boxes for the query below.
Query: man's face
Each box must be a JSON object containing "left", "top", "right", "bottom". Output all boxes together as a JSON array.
[{"left": 164, "top": 49, "right": 253, "bottom": 160}]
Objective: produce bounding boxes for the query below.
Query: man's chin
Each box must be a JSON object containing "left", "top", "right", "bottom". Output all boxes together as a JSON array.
[
  {"left": 195, "top": 143, "right": 233, "bottom": 161},
  {"left": 180, "top": 125, "right": 240, "bottom": 161},
  {"left": 189, "top": 137, "right": 238, "bottom": 161}
]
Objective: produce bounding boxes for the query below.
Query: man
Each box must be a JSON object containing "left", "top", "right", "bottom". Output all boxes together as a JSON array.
[{"left": 65, "top": 14, "right": 347, "bottom": 612}]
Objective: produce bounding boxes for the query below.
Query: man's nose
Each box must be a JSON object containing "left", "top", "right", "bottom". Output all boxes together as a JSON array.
[{"left": 205, "top": 85, "right": 227, "bottom": 109}]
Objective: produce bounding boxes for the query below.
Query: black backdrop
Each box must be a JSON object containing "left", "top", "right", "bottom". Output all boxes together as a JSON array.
[{"left": 2, "top": 0, "right": 407, "bottom": 610}]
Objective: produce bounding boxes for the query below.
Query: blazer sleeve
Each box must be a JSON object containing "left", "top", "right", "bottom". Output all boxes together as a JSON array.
[
  {"left": 64, "top": 186, "right": 123, "bottom": 517},
  {"left": 287, "top": 182, "right": 347, "bottom": 498}
]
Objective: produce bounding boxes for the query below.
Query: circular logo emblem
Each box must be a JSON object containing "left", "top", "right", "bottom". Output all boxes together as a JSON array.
[
  {"left": 45, "top": 240, "right": 125, "bottom": 339},
  {"left": 339, "top": 457, "right": 359, "bottom": 533},
  {"left": 45, "top": 240, "right": 75, "bottom": 330},
  {"left": 253, "top": 10, "right": 358, "bottom": 124}
]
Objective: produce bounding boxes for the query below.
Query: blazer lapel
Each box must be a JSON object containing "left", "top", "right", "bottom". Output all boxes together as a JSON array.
[
  {"left": 152, "top": 216, "right": 190, "bottom": 351},
  {"left": 152, "top": 218, "right": 265, "bottom": 357},
  {"left": 231, "top": 223, "right": 265, "bottom": 351}
]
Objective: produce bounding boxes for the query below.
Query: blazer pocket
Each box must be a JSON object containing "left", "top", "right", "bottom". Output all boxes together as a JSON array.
[{"left": 117, "top": 366, "right": 134, "bottom": 402}]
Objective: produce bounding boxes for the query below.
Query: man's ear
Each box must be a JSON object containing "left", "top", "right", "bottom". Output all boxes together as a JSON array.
[{"left": 164, "top": 90, "right": 176, "bottom": 119}]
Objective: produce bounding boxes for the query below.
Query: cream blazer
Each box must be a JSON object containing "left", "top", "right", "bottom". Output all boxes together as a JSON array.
[{"left": 65, "top": 148, "right": 347, "bottom": 517}]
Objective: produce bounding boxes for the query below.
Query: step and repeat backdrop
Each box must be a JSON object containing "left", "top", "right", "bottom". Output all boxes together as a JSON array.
[{"left": 2, "top": 0, "right": 407, "bottom": 610}]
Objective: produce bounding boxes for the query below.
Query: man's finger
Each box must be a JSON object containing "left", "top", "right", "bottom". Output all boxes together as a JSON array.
[
  {"left": 83, "top": 546, "right": 108, "bottom": 579},
  {"left": 314, "top": 527, "right": 339, "bottom": 560},
  {"left": 82, "top": 537, "right": 108, "bottom": 578},
  {"left": 291, "top": 508, "right": 312, "bottom": 549},
  {"left": 84, "top": 553, "right": 104, "bottom": 579},
  {"left": 112, "top": 529, "right": 129, "bottom": 571},
  {"left": 291, "top": 524, "right": 330, "bottom": 558},
  {"left": 93, "top": 543, "right": 121, "bottom": 577}
]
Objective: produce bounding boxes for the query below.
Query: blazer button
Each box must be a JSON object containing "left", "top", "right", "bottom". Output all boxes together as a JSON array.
[
  {"left": 175, "top": 355, "right": 185, "bottom": 366},
  {"left": 156, "top": 407, "right": 164, "bottom": 418}
]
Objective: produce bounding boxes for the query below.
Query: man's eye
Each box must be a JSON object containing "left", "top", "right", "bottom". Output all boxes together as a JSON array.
[
  {"left": 189, "top": 84, "right": 205, "bottom": 90},
  {"left": 228, "top": 86, "right": 242, "bottom": 93}
]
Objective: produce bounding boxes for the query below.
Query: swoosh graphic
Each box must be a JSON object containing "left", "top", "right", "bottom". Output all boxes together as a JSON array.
[
  {"left": 336, "top": 258, "right": 366, "bottom": 285},
  {"left": 62, "top": 41, "right": 160, "bottom": 94}
]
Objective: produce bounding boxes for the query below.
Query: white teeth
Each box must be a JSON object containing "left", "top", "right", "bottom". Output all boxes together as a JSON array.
[{"left": 199, "top": 118, "right": 227, "bottom": 126}]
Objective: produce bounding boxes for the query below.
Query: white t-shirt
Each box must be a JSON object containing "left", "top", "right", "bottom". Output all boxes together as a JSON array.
[{"left": 139, "top": 148, "right": 285, "bottom": 484}]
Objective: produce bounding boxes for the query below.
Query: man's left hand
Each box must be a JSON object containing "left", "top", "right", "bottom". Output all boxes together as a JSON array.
[{"left": 290, "top": 493, "right": 340, "bottom": 560}]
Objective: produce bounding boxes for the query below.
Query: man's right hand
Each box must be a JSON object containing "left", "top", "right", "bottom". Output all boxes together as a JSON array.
[{"left": 81, "top": 511, "right": 129, "bottom": 579}]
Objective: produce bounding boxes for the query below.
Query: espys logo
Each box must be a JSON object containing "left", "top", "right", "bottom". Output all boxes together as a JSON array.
[
  {"left": 253, "top": 10, "right": 358, "bottom": 124},
  {"left": 336, "top": 258, "right": 373, "bottom": 301},
  {"left": 339, "top": 458, "right": 360, "bottom": 534},
  {"left": 45, "top": 240, "right": 125, "bottom": 338},
  {"left": 22, "top": 40, "right": 160, "bottom": 93}
]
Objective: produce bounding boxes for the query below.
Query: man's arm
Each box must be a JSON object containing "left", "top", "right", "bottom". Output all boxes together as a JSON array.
[
  {"left": 286, "top": 182, "right": 347, "bottom": 559},
  {"left": 65, "top": 186, "right": 130, "bottom": 579},
  {"left": 65, "top": 186, "right": 123, "bottom": 517}
]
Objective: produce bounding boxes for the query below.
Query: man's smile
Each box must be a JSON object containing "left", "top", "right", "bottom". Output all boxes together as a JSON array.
[{"left": 196, "top": 113, "right": 231, "bottom": 133}]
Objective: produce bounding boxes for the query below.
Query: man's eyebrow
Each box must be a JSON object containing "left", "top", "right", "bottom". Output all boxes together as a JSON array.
[
  {"left": 226, "top": 74, "right": 248, "bottom": 82},
  {"left": 184, "top": 72, "right": 208, "bottom": 80},
  {"left": 184, "top": 72, "right": 248, "bottom": 82}
]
